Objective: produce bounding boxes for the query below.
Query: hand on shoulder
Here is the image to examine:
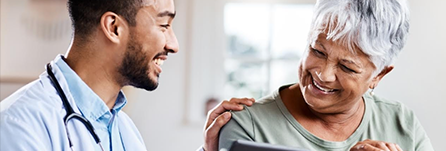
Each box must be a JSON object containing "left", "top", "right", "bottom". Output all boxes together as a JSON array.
[{"left": 203, "top": 98, "right": 255, "bottom": 151}]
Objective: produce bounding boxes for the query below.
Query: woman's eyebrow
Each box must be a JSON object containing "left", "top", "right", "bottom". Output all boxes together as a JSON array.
[
  {"left": 315, "top": 41, "right": 327, "bottom": 51},
  {"left": 341, "top": 59, "right": 362, "bottom": 68}
]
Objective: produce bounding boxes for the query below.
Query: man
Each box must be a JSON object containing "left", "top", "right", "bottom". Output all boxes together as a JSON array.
[{"left": 0, "top": 0, "right": 253, "bottom": 150}]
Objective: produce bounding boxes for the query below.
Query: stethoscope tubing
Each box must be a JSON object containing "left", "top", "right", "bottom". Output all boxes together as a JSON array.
[{"left": 46, "top": 63, "right": 104, "bottom": 151}]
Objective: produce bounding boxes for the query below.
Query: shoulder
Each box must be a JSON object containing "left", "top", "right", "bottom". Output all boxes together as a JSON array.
[
  {"left": 116, "top": 111, "right": 140, "bottom": 133},
  {"left": 116, "top": 111, "right": 146, "bottom": 143},
  {"left": 365, "top": 94, "right": 418, "bottom": 132},
  {"left": 1, "top": 79, "right": 63, "bottom": 125},
  {"left": 366, "top": 94, "right": 414, "bottom": 117},
  {"left": 0, "top": 80, "right": 65, "bottom": 150},
  {"left": 231, "top": 93, "right": 282, "bottom": 125},
  {"left": 364, "top": 94, "right": 433, "bottom": 150},
  {"left": 116, "top": 111, "right": 133, "bottom": 122}
]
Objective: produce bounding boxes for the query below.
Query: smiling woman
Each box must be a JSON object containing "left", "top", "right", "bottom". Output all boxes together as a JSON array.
[{"left": 218, "top": 0, "right": 434, "bottom": 151}]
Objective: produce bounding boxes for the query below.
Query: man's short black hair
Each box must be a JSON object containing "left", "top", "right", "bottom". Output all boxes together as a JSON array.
[{"left": 67, "top": 0, "right": 144, "bottom": 40}]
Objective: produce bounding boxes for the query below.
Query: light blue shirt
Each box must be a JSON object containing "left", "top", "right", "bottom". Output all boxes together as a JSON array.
[{"left": 0, "top": 55, "right": 147, "bottom": 151}]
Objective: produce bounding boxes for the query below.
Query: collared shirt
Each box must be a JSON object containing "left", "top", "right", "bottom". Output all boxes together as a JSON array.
[
  {"left": 56, "top": 57, "right": 127, "bottom": 151},
  {"left": 0, "top": 55, "right": 147, "bottom": 151}
]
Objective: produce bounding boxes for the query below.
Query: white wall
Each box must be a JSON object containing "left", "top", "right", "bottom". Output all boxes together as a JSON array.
[
  {"left": 0, "top": 0, "right": 71, "bottom": 99},
  {"left": 1, "top": 0, "right": 445, "bottom": 150}
]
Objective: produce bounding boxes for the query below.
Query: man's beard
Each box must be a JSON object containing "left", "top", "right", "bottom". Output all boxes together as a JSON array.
[{"left": 118, "top": 35, "right": 158, "bottom": 91}]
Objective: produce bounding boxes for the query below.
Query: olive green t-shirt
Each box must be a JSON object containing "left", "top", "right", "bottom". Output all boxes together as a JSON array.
[{"left": 219, "top": 85, "right": 433, "bottom": 151}]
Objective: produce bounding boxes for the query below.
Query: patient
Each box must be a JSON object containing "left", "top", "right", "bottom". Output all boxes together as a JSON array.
[{"left": 219, "top": 0, "right": 434, "bottom": 150}]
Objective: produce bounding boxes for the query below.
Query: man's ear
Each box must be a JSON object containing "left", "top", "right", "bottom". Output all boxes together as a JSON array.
[
  {"left": 370, "top": 66, "right": 394, "bottom": 89},
  {"left": 100, "top": 12, "right": 128, "bottom": 44}
]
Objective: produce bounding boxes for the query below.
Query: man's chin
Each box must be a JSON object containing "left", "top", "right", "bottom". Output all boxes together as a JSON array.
[
  {"left": 143, "top": 85, "right": 158, "bottom": 91},
  {"left": 134, "top": 83, "right": 158, "bottom": 91},
  {"left": 130, "top": 78, "right": 159, "bottom": 91}
]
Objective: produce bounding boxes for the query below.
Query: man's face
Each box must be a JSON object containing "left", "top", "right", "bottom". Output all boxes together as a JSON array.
[{"left": 119, "top": 0, "right": 178, "bottom": 91}]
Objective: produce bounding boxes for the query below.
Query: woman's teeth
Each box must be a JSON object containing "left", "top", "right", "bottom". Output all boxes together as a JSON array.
[
  {"left": 313, "top": 80, "right": 335, "bottom": 92},
  {"left": 154, "top": 58, "right": 164, "bottom": 66}
]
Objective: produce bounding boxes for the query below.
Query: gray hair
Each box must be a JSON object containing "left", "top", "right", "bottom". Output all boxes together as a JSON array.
[{"left": 308, "top": 0, "right": 410, "bottom": 75}]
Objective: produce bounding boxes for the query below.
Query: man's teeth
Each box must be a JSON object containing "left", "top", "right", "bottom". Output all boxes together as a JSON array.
[
  {"left": 313, "top": 80, "right": 335, "bottom": 92},
  {"left": 154, "top": 58, "right": 164, "bottom": 66}
]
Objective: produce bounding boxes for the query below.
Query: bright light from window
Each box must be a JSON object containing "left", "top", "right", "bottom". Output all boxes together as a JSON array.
[{"left": 224, "top": 3, "right": 314, "bottom": 99}]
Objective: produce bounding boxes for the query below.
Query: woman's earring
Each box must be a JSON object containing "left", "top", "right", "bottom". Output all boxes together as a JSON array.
[{"left": 369, "top": 87, "right": 375, "bottom": 96}]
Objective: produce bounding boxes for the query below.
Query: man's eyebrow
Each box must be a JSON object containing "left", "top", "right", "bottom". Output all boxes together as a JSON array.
[{"left": 158, "top": 11, "right": 176, "bottom": 18}]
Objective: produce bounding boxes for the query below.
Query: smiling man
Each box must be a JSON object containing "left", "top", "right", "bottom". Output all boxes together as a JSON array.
[{"left": 0, "top": 0, "right": 252, "bottom": 150}]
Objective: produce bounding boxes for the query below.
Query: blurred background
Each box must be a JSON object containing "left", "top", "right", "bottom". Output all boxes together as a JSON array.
[{"left": 1, "top": 0, "right": 445, "bottom": 150}]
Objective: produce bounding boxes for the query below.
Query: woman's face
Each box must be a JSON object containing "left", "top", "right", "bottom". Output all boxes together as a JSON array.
[{"left": 298, "top": 34, "right": 377, "bottom": 113}]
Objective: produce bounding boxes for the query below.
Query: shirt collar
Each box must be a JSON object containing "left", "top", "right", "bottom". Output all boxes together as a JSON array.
[{"left": 53, "top": 55, "right": 127, "bottom": 120}]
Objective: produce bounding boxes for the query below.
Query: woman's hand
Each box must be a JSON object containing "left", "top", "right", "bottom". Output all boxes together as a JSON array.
[
  {"left": 203, "top": 98, "right": 255, "bottom": 151},
  {"left": 350, "top": 139, "right": 403, "bottom": 151}
]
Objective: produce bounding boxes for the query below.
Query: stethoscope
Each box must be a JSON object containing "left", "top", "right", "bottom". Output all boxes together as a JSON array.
[{"left": 46, "top": 63, "right": 105, "bottom": 151}]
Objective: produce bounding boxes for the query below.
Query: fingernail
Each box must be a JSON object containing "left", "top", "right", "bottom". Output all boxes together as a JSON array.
[{"left": 223, "top": 112, "right": 231, "bottom": 119}]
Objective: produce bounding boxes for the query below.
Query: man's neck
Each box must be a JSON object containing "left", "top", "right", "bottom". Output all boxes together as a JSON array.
[{"left": 65, "top": 44, "right": 122, "bottom": 110}]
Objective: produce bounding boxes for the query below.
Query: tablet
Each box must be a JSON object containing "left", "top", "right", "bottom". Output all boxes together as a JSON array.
[{"left": 229, "top": 140, "right": 310, "bottom": 151}]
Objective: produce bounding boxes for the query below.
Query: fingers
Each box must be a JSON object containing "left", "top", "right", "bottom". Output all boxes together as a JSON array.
[
  {"left": 203, "top": 112, "right": 232, "bottom": 151},
  {"left": 350, "top": 139, "right": 403, "bottom": 151},
  {"left": 205, "top": 98, "right": 255, "bottom": 129},
  {"left": 203, "top": 98, "right": 255, "bottom": 151},
  {"left": 387, "top": 143, "right": 403, "bottom": 151},
  {"left": 376, "top": 142, "right": 390, "bottom": 151},
  {"left": 351, "top": 143, "right": 383, "bottom": 151},
  {"left": 214, "top": 98, "right": 255, "bottom": 114},
  {"left": 362, "top": 144, "right": 385, "bottom": 151}
]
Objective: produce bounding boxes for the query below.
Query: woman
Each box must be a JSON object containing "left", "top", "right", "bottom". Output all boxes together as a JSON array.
[{"left": 219, "top": 0, "right": 434, "bottom": 150}]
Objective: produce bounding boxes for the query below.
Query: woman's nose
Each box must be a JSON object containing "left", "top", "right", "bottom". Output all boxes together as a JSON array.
[{"left": 316, "top": 66, "right": 336, "bottom": 82}]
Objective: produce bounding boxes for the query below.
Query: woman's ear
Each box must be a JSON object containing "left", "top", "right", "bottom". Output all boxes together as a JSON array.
[
  {"left": 370, "top": 66, "right": 394, "bottom": 89},
  {"left": 100, "top": 12, "right": 128, "bottom": 44}
]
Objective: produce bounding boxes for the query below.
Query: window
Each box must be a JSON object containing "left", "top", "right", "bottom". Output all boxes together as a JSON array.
[
  {"left": 184, "top": 1, "right": 315, "bottom": 123},
  {"left": 223, "top": 3, "right": 314, "bottom": 99}
]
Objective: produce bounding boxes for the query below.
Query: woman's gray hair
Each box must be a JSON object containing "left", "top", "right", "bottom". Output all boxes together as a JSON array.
[{"left": 308, "top": 0, "right": 410, "bottom": 75}]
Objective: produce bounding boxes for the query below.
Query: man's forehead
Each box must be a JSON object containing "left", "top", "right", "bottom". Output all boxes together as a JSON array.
[
  {"left": 141, "top": 0, "right": 156, "bottom": 6},
  {"left": 141, "top": 0, "right": 175, "bottom": 14}
]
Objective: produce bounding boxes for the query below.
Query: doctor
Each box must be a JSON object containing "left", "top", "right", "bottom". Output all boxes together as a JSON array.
[{"left": 0, "top": 0, "right": 254, "bottom": 150}]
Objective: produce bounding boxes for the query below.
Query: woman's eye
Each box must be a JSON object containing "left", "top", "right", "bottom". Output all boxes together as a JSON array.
[
  {"left": 341, "top": 65, "right": 357, "bottom": 73},
  {"left": 311, "top": 48, "right": 326, "bottom": 57}
]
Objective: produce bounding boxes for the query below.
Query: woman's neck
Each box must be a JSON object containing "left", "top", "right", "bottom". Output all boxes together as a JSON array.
[{"left": 280, "top": 84, "right": 365, "bottom": 141}]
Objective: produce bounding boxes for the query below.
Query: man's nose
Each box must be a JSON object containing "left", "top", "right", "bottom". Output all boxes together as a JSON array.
[{"left": 165, "top": 29, "right": 179, "bottom": 53}]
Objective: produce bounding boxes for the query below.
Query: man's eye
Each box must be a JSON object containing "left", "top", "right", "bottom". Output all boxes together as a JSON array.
[
  {"left": 340, "top": 65, "right": 357, "bottom": 73},
  {"left": 160, "top": 24, "right": 170, "bottom": 29}
]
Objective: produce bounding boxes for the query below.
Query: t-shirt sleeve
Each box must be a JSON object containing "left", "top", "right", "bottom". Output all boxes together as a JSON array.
[
  {"left": 412, "top": 115, "right": 434, "bottom": 151},
  {"left": 218, "top": 108, "right": 255, "bottom": 150}
]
